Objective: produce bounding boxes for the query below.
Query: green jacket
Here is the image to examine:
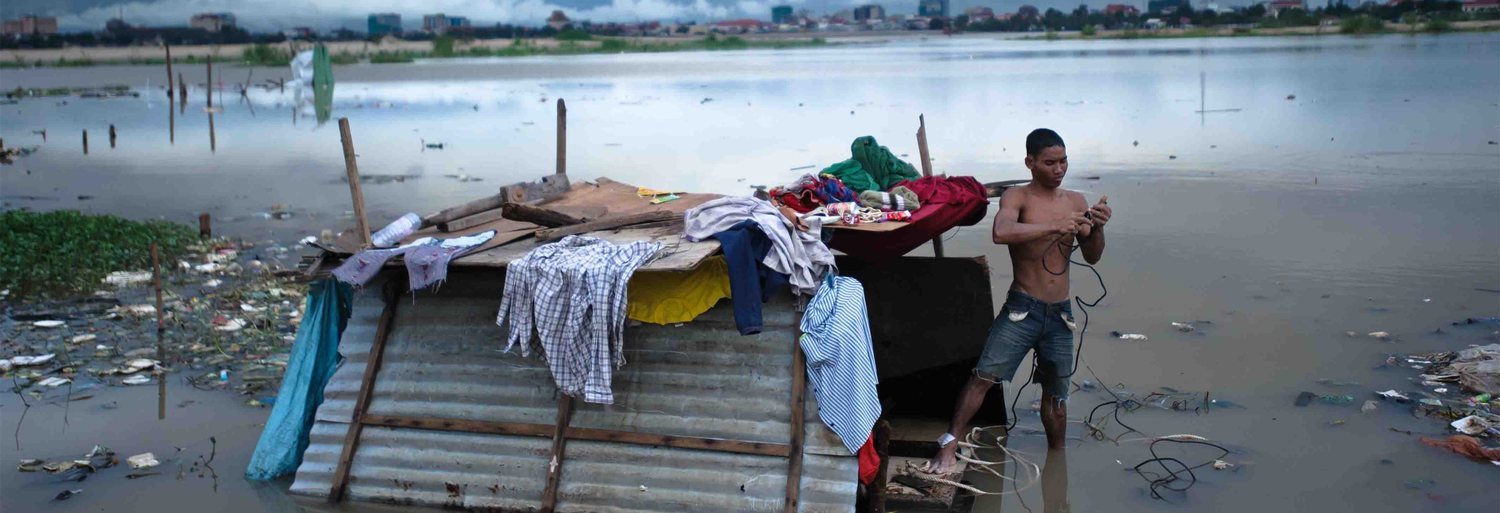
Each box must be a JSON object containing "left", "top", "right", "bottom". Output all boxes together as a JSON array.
[{"left": 818, "top": 136, "right": 920, "bottom": 193}]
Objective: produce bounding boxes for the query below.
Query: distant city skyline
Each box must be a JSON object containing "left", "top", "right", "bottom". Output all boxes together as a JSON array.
[{"left": 2, "top": 0, "right": 1285, "bottom": 32}]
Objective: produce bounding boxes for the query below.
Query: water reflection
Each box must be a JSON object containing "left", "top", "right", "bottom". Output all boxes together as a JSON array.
[{"left": 1042, "top": 449, "right": 1070, "bottom": 513}]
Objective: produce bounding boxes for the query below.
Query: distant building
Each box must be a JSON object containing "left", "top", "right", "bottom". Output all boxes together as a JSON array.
[
  {"left": 854, "top": 4, "right": 887, "bottom": 21},
  {"left": 368, "top": 13, "right": 401, "bottom": 37},
  {"left": 190, "top": 12, "right": 236, "bottom": 32},
  {"left": 714, "top": 19, "right": 766, "bottom": 33},
  {"left": 919, "top": 0, "right": 951, "bottom": 18},
  {"left": 1147, "top": 0, "right": 1191, "bottom": 13},
  {"left": 423, "top": 14, "right": 469, "bottom": 34},
  {"left": 2, "top": 15, "right": 59, "bottom": 37},
  {"left": 1264, "top": 0, "right": 1305, "bottom": 16},
  {"left": 773, "top": 5, "right": 796, "bottom": 24},
  {"left": 547, "top": 10, "right": 571, "bottom": 31},
  {"left": 1462, "top": 0, "right": 1500, "bottom": 11},
  {"left": 1105, "top": 3, "right": 1142, "bottom": 15},
  {"left": 965, "top": 6, "right": 997, "bottom": 21}
]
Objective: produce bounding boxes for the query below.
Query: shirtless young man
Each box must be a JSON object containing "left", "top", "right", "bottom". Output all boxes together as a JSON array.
[{"left": 925, "top": 128, "right": 1113, "bottom": 473}]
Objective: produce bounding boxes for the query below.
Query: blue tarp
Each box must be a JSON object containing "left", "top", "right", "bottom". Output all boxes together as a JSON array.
[{"left": 246, "top": 279, "right": 353, "bottom": 480}]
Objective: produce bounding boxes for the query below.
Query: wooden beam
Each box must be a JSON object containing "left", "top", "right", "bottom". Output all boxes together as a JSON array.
[
  {"left": 338, "top": 118, "right": 373, "bottom": 248},
  {"left": 328, "top": 284, "right": 401, "bottom": 503},
  {"left": 498, "top": 173, "right": 571, "bottom": 205},
  {"left": 534, "top": 211, "right": 679, "bottom": 242},
  {"left": 556, "top": 99, "right": 566, "bottom": 176},
  {"left": 352, "top": 414, "right": 793, "bottom": 457},
  {"left": 540, "top": 395, "right": 575, "bottom": 513},
  {"left": 502, "top": 202, "right": 585, "bottom": 228},
  {"left": 165, "top": 45, "right": 174, "bottom": 99},
  {"left": 916, "top": 115, "right": 944, "bottom": 258},
  {"left": 424, "top": 193, "right": 506, "bottom": 229},
  {"left": 438, "top": 208, "right": 508, "bottom": 233},
  {"left": 152, "top": 243, "right": 165, "bottom": 421},
  {"left": 784, "top": 327, "right": 808, "bottom": 513}
]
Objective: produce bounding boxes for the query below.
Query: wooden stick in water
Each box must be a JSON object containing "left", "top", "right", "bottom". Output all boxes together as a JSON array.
[
  {"left": 152, "top": 243, "right": 166, "bottom": 420},
  {"left": 556, "top": 99, "right": 566, "bottom": 176},
  {"left": 165, "top": 45, "right": 174, "bottom": 99}
]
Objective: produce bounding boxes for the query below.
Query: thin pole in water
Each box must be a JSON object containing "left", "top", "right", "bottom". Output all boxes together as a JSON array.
[
  {"left": 556, "top": 98, "right": 567, "bottom": 177},
  {"left": 152, "top": 243, "right": 166, "bottom": 420},
  {"left": 165, "top": 45, "right": 174, "bottom": 99},
  {"left": 339, "top": 118, "right": 373, "bottom": 247}
]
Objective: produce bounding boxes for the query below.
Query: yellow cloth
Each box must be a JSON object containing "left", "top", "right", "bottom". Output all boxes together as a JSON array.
[{"left": 627, "top": 256, "right": 731, "bottom": 325}]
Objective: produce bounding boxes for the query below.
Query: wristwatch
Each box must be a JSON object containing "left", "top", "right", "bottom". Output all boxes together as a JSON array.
[{"left": 937, "top": 433, "right": 956, "bottom": 448}]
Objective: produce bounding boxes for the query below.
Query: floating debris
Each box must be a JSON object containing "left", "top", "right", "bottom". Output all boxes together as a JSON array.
[{"left": 32, "top": 320, "right": 65, "bottom": 328}]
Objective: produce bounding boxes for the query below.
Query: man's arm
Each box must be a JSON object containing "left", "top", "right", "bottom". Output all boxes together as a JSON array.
[
  {"left": 1079, "top": 195, "right": 1110, "bottom": 264},
  {"left": 992, "top": 187, "right": 1085, "bottom": 245}
]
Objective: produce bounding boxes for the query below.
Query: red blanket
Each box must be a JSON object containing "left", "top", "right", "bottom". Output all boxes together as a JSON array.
[{"left": 827, "top": 176, "right": 989, "bottom": 260}]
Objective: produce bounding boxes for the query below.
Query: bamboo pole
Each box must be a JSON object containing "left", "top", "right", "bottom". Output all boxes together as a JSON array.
[
  {"left": 152, "top": 243, "right": 166, "bottom": 420},
  {"left": 206, "top": 56, "right": 213, "bottom": 109},
  {"left": 338, "top": 118, "right": 373, "bottom": 248},
  {"left": 165, "top": 45, "right": 174, "bottom": 99},
  {"left": 917, "top": 115, "right": 945, "bottom": 257},
  {"left": 82, "top": 129, "right": 88, "bottom": 155},
  {"left": 109, "top": 124, "right": 116, "bottom": 149},
  {"left": 178, "top": 72, "right": 187, "bottom": 108},
  {"left": 556, "top": 99, "right": 566, "bottom": 176}
]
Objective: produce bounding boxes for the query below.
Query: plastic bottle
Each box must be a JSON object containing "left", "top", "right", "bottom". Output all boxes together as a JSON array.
[{"left": 371, "top": 213, "right": 421, "bottom": 247}]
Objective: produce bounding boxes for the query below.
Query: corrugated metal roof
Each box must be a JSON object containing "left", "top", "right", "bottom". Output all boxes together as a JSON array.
[{"left": 291, "top": 269, "right": 856, "bottom": 512}]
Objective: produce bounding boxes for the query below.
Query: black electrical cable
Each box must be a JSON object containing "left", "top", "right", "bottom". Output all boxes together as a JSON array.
[{"left": 1132, "top": 438, "right": 1230, "bottom": 501}]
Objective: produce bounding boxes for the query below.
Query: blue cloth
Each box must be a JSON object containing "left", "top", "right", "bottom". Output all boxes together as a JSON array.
[
  {"left": 799, "top": 275, "right": 881, "bottom": 455},
  {"left": 712, "top": 220, "right": 789, "bottom": 335},
  {"left": 977, "top": 290, "right": 1075, "bottom": 401},
  {"left": 246, "top": 279, "right": 354, "bottom": 480}
]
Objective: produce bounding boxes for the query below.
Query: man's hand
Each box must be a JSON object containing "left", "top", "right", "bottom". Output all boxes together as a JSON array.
[
  {"left": 1052, "top": 212, "right": 1089, "bottom": 236},
  {"left": 1087, "top": 195, "right": 1112, "bottom": 230}
]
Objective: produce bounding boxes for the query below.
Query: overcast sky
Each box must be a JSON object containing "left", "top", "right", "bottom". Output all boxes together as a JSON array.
[{"left": 3, "top": 0, "right": 1259, "bottom": 32}]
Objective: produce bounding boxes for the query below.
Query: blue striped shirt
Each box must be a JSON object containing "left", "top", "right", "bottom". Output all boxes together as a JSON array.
[{"left": 799, "top": 275, "right": 882, "bottom": 455}]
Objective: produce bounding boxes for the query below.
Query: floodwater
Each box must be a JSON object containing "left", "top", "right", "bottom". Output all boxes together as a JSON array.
[{"left": 2, "top": 32, "right": 1499, "bottom": 512}]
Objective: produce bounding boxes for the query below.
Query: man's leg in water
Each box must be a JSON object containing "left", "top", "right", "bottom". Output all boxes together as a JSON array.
[
  {"left": 926, "top": 296, "right": 1039, "bottom": 473},
  {"left": 1037, "top": 306, "right": 1076, "bottom": 450}
]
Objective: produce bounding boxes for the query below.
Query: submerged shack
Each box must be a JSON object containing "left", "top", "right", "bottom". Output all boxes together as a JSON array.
[{"left": 275, "top": 111, "right": 1006, "bottom": 512}]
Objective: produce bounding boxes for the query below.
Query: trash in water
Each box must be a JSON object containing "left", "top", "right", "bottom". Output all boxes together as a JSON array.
[
  {"left": 1316, "top": 379, "right": 1361, "bottom": 387},
  {"left": 32, "top": 320, "right": 65, "bottom": 328},
  {"left": 1320, "top": 395, "right": 1356, "bottom": 406},
  {"left": 1171, "top": 322, "right": 1195, "bottom": 333},
  {"left": 203, "top": 279, "right": 222, "bottom": 288},
  {"left": 1419, "top": 435, "right": 1500, "bottom": 462},
  {"left": 1111, "top": 331, "right": 1149, "bottom": 341},
  {"left": 1295, "top": 391, "right": 1317, "bottom": 407},
  {"left": 121, "top": 374, "right": 152, "bottom": 385},
  {"left": 69, "top": 334, "right": 97, "bottom": 344},
  {"left": 127, "top": 453, "right": 159, "bottom": 469},
  {"left": 111, "top": 304, "right": 156, "bottom": 316},
  {"left": 1419, "top": 398, "right": 1444, "bottom": 407},
  {"left": 215, "top": 318, "right": 247, "bottom": 331},
  {"left": 1361, "top": 400, "right": 1378, "bottom": 413},
  {"left": 102, "top": 271, "right": 153, "bottom": 287},
  {"left": 1212, "top": 460, "right": 1233, "bottom": 470},
  {"left": 1377, "top": 390, "right": 1411, "bottom": 402},
  {"left": 1450, "top": 415, "right": 1494, "bottom": 436},
  {"left": 53, "top": 489, "right": 82, "bottom": 501},
  {"left": 37, "top": 377, "right": 72, "bottom": 387},
  {"left": 8, "top": 354, "right": 56, "bottom": 367},
  {"left": 1368, "top": 331, "right": 1391, "bottom": 340},
  {"left": 1345, "top": 331, "right": 1358, "bottom": 337}
]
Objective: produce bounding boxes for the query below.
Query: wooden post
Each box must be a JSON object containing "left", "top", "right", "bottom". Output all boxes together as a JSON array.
[
  {"left": 165, "top": 45, "right": 174, "bottom": 99},
  {"left": 178, "top": 72, "right": 187, "bottom": 107},
  {"left": 208, "top": 111, "right": 216, "bottom": 153},
  {"left": 169, "top": 93, "right": 176, "bottom": 144},
  {"left": 556, "top": 99, "right": 566, "bottom": 177},
  {"left": 152, "top": 243, "right": 166, "bottom": 420},
  {"left": 540, "top": 395, "right": 575, "bottom": 513},
  {"left": 82, "top": 129, "right": 88, "bottom": 154},
  {"left": 109, "top": 124, "right": 117, "bottom": 149},
  {"left": 199, "top": 213, "right": 212, "bottom": 238},
  {"left": 206, "top": 57, "right": 213, "bottom": 109},
  {"left": 338, "top": 118, "right": 374, "bottom": 248},
  {"left": 329, "top": 282, "right": 402, "bottom": 503},
  {"left": 784, "top": 329, "right": 808, "bottom": 513},
  {"left": 917, "top": 115, "right": 944, "bottom": 257}
]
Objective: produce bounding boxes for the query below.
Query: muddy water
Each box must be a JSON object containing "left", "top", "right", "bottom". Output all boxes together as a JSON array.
[{"left": 2, "top": 33, "right": 1498, "bottom": 512}]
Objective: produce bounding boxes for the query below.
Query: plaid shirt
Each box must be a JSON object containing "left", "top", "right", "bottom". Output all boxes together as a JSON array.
[{"left": 496, "top": 236, "right": 662, "bottom": 404}]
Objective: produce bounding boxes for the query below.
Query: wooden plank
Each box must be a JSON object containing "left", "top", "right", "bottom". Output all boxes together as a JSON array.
[
  {"left": 502, "top": 202, "right": 586, "bottom": 228},
  {"left": 564, "top": 427, "right": 790, "bottom": 457},
  {"left": 499, "top": 174, "right": 571, "bottom": 204},
  {"left": 453, "top": 226, "right": 720, "bottom": 272},
  {"left": 351, "top": 414, "right": 792, "bottom": 457},
  {"left": 916, "top": 115, "right": 944, "bottom": 258},
  {"left": 328, "top": 285, "right": 401, "bottom": 503},
  {"left": 785, "top": 325, "right": 808, "bottom": 513},
  {"left": 361, "top": 415, "right": 554, "bottom": 438},
  {"left": 423, "top": 193, "right": 506, "bottom": 228},
  {"left": 823, "top": 221, "right": 909, "bottom": 233},
  {"left": 534, "top": 211, "right": 679, "bottom": 242},
  {"left": 438, "top": 208, "right": 507, "bottom": 233},
  {"left": 338, "top": 118, "right": 373, "bottom": 248},
  {"left": 540, "top": 395, "right": 575, "bottom": 513}
]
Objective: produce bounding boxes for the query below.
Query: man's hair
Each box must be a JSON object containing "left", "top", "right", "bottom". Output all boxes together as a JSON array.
[{"left": 1026, "top": 128, "right": 1065, "bottom": 157}]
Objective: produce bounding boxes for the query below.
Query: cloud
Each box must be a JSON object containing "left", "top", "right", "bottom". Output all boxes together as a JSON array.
[{"left": 51, "top": 0, "right": 819, "bottom": 31}]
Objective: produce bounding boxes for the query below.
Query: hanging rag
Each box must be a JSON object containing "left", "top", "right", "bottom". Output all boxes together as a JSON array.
[
  {"left": 712, "top": 221, "right": 791, "bottom": 335},
  {"left": 684, "top": 196, "right": 835, "bottom": 296},
  {"left": 245, "top": 279, "right": 353, "bottom": 480},
  {"left": 799, "top": 275, "right": 881, "bottom": 454},
  {"left": 858, "top": 186, "right": 920, "bottom": 212},
  {"left": 858, "top": 434, "right": 881, "bottom": 486},
  {"left": 626, "top": 256, "right": 732, "bottom": 325},
  {"left": 496, "top": 236, "right": 662, "bottom": 404}
]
